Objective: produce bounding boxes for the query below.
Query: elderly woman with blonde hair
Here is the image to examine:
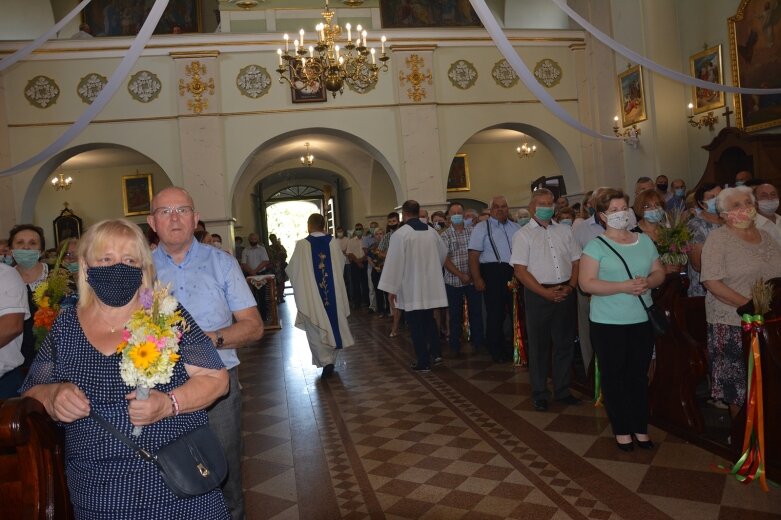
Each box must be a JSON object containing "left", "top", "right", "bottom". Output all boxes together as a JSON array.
[
  {"left": 22, "top": 219, "right": 230, "bottom": 519},
  {"left": 701, "top": 186, "right": 781, "bottom": 419}
]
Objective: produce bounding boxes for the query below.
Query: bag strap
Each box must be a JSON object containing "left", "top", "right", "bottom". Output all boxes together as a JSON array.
[
  {"left": 596, "top": 236, "right": 650, "bottom": 311},
  {"left": 89, "top": 411, "right": 157, "bottom": 463},
  {"left": 485, "top": 219, "right": 502, "bottom": 263}
]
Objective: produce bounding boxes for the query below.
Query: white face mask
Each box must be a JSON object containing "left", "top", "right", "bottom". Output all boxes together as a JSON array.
[
  {"left": 758, "top": 198, "right": 779, "bottom": 215},
  {"left": 419, "top": 217, "right": 428, "bottom": 224},
  {"left": 604, "top": 210, "right": 630, "bottom": 230}
]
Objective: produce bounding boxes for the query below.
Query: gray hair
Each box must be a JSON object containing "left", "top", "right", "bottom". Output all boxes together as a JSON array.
[{"left": 715, "top": 186, "right": 754, "bottom": 213}]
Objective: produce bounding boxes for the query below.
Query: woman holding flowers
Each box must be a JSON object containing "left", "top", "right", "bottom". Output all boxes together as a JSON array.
[
  {"left": 700, "top": 186, "right": 781, "bottom": 420},
  {"left": 631, "top": 189, "right": 684, "bottom": 274},
  {"left": 22, "top": 219, "right": 230, "bottom": 520}
]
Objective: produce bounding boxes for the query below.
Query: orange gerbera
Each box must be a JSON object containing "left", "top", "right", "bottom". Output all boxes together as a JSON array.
[{"left": 33, "top": 307, "right": 58, "bottom": 329}]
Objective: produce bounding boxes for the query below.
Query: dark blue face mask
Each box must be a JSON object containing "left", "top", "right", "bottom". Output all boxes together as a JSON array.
[{"left": 87, "top": 263, "right": 143, "bottom": 307}]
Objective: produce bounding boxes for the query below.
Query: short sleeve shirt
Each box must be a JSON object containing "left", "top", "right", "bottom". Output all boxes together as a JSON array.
[
  {"left": 0, "top": 264, "right": 30, "bottom": 377},
  {"left": 440, "top": 225, "right": 472, "bottom": 287},
  {"left": 468, "top": 217, "right": 520, "bottom": 263},
  {"left": 686, "top": 215, "right": 720, "bottom": 297},
  {"left": 510, "top": 220, "right": 581, "bottom": 284}
]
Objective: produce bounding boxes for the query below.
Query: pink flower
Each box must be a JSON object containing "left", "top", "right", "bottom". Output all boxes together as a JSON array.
[{"left": 122, "top": 329, "right": 131, "bottom": 342}]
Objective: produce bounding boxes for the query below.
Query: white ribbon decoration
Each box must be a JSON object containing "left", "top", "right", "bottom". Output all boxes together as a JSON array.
[
  {"left": 470, "top": 0, "right": 619, "bottom": 140},
  {"left": 0, "top": 0, "right": 93, "bottom": 73},
  {"left": 550, "top": 0, "right": 781, "bottom": 95},
  {"left": 0, "top": 0, "right": 170, "bottom": 177}
]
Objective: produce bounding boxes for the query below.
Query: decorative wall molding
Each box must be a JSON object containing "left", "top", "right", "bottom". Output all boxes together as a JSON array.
[
  {"left": 24, "top": 75, "right": 60, "bottom": 108},
  {"left": 128, "top": 70, "right": 162, "bottom": 103},
  {"left": 399, "top": 54, "right": 433, "bottom": 102},
  {"left": 236, "top": 65, "right": 271, "bottom": 99},
  {"left": 178, "top": 61, "right": 215, "bottom": 114},
  {"left": 77, "top": 73, "right": 108, "bottom": 104},
  {"left": 447, "top": 59, "right": 478, "bottom": 90},
  {"left": 533, "top": 58, "right": 562, "bottom": 88},
  {"left": 491, "top": 59, "right": 519, "bottom": 88}
]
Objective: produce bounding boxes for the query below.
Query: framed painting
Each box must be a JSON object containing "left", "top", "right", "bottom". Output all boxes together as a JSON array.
[
  {"left": 729, "top": 0, "right": 781, "bottom": 132},
  {"left": 447, "top": 154, "right": 471, "bottom": 192},
  {"left": 380, "top": 0, "right": 481, "bottom": 28},
  {"left": 617, "top": 65, "right": 647, "bottom": 127},
  {"left": 82, "top": 0, "right": 201, "bottom": 37},
  {"left": 53, "top": 207, "right": 83, "bottom": 247},
  {"left": 122, "top": 173, "right": 154, "bottom": 216},
  {"left": 290, "top": 62, "right": 327, "bottom": 103},
  {"left": 690, "top": 45, "right": 725, "bottom": 114}
]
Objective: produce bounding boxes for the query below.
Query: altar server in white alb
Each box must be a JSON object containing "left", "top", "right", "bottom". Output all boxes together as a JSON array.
[
  {"left": 286, "top": 213, "right": 355, "bottom": 378},
  {"left": 378, "top": 200, "right": 448, "bottom": 372}
]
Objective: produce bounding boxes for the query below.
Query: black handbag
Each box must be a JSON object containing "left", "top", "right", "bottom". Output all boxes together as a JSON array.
[
  {"left": 90, "top": 411, "right": 227, "bottom": 498},
  {"left": 596, "top": 237, "right": 670, "bottom": 336}
]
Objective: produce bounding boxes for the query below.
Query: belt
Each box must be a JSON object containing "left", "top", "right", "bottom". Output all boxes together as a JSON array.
[{"left": 540, "top": 279, "right": 571, "bottom": 289}]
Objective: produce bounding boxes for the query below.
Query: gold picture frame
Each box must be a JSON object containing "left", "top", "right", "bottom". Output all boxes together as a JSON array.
[
  {"left": 729, "top": 0, "right": 781, "bottom": 132},
  {"left": 447, "top": 154, "right": 471, "bottom": 192},
  {"left": 122, "top": 173, "right": 153, "bottom": 216},
  {"left": 689, "top": 45, "right": 725, "bottom": 114},
  {"left": 617, "top": 65, "right": 647, "bottom": 127}
]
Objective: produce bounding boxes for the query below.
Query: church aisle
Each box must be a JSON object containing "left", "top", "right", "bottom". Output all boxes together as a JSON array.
[{"left": 237, "top": 301, "right": 781, "bottom": 520}]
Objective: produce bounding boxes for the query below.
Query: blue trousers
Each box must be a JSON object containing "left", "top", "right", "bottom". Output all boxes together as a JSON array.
[{"left": 445, "top": 284, "right": 484, "bottom": 353}]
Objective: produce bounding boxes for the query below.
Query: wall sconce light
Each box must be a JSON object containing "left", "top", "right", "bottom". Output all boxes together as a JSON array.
[
  {"left": 613, "top": 116, "right": 641, "bottom": 148},
  {"left": 687, "top": 103, "right": 719, "bottom": 131},
  {"left": 516, "top": 142, "right": 536, "bottom": 159}
]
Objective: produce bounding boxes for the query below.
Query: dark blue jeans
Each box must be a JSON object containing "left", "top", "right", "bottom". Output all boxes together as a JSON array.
[
  {"left": 446, "top": 284, "right": 484, "bottom": 353},
  {"left": 406, "top": 309, "right": 441, "bottom": 368}
]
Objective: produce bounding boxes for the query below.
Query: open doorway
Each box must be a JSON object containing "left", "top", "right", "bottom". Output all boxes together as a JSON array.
[{"left": 266, "top": 199, "right": 321, "bottom": 298}]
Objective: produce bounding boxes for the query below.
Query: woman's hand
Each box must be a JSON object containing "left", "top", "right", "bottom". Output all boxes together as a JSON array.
[
  {"left": 126, "top": 389, "right": 171, "bottom": 426},
  {"left": 623, "top": 277, "right": 649, "bottom": 296},
  {"left": 48, "top": 383, "right": 90, "bottom": 423}
]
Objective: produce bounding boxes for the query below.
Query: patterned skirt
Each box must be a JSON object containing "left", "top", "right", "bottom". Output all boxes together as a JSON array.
[{"left": 706, "top": 323, "right": 746, "bottom": 406}]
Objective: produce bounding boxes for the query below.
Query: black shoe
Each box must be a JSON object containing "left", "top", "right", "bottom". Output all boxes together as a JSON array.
[
  {"left": 632, "top": 435, "right": 654, "bottom": 450},
  {"left": 533, "top": 399, "right": 548, "bottom": 412},
  {"left": 411, "top": 362, "right": 431, "bottom": 372},
  {"left": 322, "top": 364, "right": 335, "bottom": 378},
  {"left": 616, "top": 441, "right": 634, "bottom": 452},
  {"left": 556, "top": 395, "right": 582, "bottom": 406},
  {"left": 432, "top": 356, "right": 444, "bottom": 366}
]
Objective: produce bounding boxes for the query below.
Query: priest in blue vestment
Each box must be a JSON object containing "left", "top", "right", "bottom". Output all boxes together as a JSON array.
[{"left": 286, "top": 213, "right": 355, "bottom": 378}]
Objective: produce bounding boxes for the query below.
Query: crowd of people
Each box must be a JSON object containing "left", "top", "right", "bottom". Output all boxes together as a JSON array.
[{"left": 0, "top": 172, "right": 779, "bottom": 516}]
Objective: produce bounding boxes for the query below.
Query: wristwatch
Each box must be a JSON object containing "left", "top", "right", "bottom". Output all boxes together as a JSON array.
[{"left": 215, "top": 329, "right": 224, "bottom": 349}]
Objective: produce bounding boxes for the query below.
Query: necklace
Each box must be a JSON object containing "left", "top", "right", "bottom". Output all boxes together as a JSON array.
[{"left": 94, "top": 307, "right": 128, "bottom": 334}]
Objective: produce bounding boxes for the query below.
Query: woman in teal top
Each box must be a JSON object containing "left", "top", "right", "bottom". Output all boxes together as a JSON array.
[{"left": 579, "top": 189, "right": 665, "bottom": 452}]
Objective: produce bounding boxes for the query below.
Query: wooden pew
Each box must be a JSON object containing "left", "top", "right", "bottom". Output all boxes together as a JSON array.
[
  {"left": 0, "top": 397, "right": 72, "bottom": 519},
  {"left": 648, "top": 274, "right": 709, "bottom": 436}
]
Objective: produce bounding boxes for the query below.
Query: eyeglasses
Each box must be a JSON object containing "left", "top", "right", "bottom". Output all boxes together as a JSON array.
[{"left": 152, "top": 206, "right": 194, "bottom": 217}]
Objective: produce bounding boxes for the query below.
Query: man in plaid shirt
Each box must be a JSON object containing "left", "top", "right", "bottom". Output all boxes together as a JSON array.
[{"left": 441, "top": 202, "right": 484, "bottom": 357}]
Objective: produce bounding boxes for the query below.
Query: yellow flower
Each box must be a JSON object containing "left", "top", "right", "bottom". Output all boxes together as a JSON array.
[
  {"left": 129, "top": 341, "right": 161, "bottom": 370},
  {"left": 116, "top": 341, "right": 128, "bottom": 353},
  {"left": 169, "top": 352, "right": 180, "bottom": 363}
]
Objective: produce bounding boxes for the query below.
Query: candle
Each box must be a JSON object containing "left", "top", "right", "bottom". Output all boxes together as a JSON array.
[
  {"left": 309, "top": 45, "right": 314, "bottom": 57},
  {"left": 687, "top": 102, "right": 694, "bottom": 115},
  {"left": 339, "top": 56, "right": 344, "bottom": 65},
  {"left": 335, "top": 45, "right": 340, "bottom": 60},
  {"left": 346, "top": 23, "right": 351, "bottom": 43},
  {"left": 299, "top": 29, "right": 305, "bottom": 48},
  {"left": 381, "top": 35, "right": 386, "bottom": 53},
  {"left": 362, "top": 30, "right": 367, "bottom": 47},
  {"left": 320, "top": 24, "right": 325, "bottom": 42},
  {"left": 284, "top": 33, "right": 289, "bottom": 52},
  {"left": 613, "top": 116, "right": 619, "bottom": 123},
  {"left": 277, "top": 49, "right": 283, "bottom": 66},
  {"left": 371, "top": 47, "right": 376, "bottom": 64},
  {"left": 294, "top": 39, "right": 299, "bottom": 52}
]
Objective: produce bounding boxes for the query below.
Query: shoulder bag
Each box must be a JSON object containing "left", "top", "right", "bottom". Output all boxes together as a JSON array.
[{"left": 596, "top": 236, "right": 669, "bottom": 336}]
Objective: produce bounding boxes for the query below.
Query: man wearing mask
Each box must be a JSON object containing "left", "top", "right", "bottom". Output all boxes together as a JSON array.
[
  {"left": 754, "top": 182, "right": 781, "bottom": 245},
  {"left": 0, "top": 239, "right": 12, "bottom": 266},
  {"left": 345, "top": 224, "right": 369, "bottom": 307},
  {"left": 468, "top": 196, "right": 521, "bottom": 364},
  {"left": 735, "top": 170, "right": 753, "bottom": 186},
  {"left": 655, "top": 175, "right": 672, "bottom": 202},
  {"left": 464, "top": 209, "right": 479, "bottom": 228},
  {"left": 431, "top": 211, "right": 447, "bottom": 233},
  {"left": 666, "top": 179, "right": 687, "bottom": 212},
  {"left": 241, "top": 232, "right": 272, "bottom": 318},
  {"left": 512, "top": 188, "right": 582, "bottom": 411}
]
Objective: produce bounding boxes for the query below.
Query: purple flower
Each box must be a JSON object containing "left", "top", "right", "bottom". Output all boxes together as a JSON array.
[{"left": 140, "top": 288, "right": 154, "bottom": 310}]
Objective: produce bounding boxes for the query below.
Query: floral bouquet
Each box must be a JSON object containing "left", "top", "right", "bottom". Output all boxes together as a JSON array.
[
  {"left": 32, "top": 243, "right": 73, "bottom": 350},
  {"left": 116, "top": 282, "right": 186, "bottom": 436},
  {"left": 655, "top": 210, "right": 692, "bottom": 266}
]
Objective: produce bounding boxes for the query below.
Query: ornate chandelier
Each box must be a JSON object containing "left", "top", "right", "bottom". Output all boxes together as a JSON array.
[
  {"left": 516, "top": 142, "right": 537, "bottom": 159},
  {"left": 51, "top": 171, "right": 73, "bottom": 191},
  {"left": 300, "top": 142, "right": 314, "bottom": 167},
  {"left": 276, "top": 1, "right": 389, "bottom": 97}
]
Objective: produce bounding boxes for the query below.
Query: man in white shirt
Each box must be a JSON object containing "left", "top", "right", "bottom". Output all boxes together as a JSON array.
[
  {"left": 753, "top": 182, "right": 781, "bottom": 245},
  {"left": 511, "top": 188, "right": 582, "bottom": 411},
  {"left": 241, "top": 232, "right": 272, "bottom": 317},
  {"left": 345, "top": 224, "right": 369, "bottom": 307},
  {"left": 379, "top": 200, "right": 448, "bottom": 371},
  {"left": 0, "top": 264, "right": 29, "bottom": 398}
]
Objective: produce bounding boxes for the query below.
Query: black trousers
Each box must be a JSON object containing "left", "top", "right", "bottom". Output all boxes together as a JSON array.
[
  {"left": 407, "top": 309, "right": 441, "bottom": 367},
  {"left": 590, "top": 320, "right": 654, "bottom": 436},
  {"left": 350, "top": 262, "right": 369, "bottom": 306},
  {"left": 371, "top": 269, "right": 387, "bottom": 315},
  {"left": 480, "top": 262, "right": 514, "bottom": 361}
]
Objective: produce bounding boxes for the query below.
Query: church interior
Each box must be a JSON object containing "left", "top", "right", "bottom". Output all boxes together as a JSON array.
[{"left": 1, "top": 0, "right": 781, "bottom": 518}]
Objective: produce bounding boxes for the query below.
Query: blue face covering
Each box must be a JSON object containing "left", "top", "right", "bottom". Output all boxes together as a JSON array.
[
  {"left": 735, "top": 181, "right": 745, "bottom": 187},
  {"left": 674, "top": 188, "right": 685, "bottom": 198},
  {"left": 464, "top": 218, "right": 473, "bottom": 227},
  {"left": 450, "top": 214, "right": 464, "bottom": 225},
  {"left": 87, "top": 263, "right": 143, "bottom": 307},
  {"left": 705, "top": 198, "right": 718, "bottom": 214},
  {"left": 559, "top": 219, "right": 573, "bottom": 226},
  {"left": 518, "top": 217, "right": 531, "bottom": 226},
  {"left": 535, "top": 207, "right": 555, "bottom": 221},
  {"left": 12, "top": 249, "right": 40, "bottom": 269},
  {"left": 67, "top": 262, "right": 80, "bottom": 273},
  {"left": 1, "top": 255, "right": 13, "bottom": 266},
  {"left": 643, "top": 208, "right": 665, "bottom": 223}
]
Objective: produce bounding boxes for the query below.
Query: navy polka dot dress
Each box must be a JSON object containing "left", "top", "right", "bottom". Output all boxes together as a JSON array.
[{"left": 21, "top": 306, "right": 230, "bottom": 520}]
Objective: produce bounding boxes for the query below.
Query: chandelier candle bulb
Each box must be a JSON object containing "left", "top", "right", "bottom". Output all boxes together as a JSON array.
[
  {"left": 362, "top": 30, "right": 367, "bottom": 47},
  {"left": 294, "top": 39, "right": 299, "bottom": 52},
  {"left": 346, "top": 23, "right": 351, "bottom": 43},
  {"left": 335, "top": 45, "right": 340, "bottom": 60},
  {"left": 381, "top": 35, "right": 386, "bottom": 53},
  {"left": 300, "top": 29, "right": 305, "bottom": 48},
  {"left": 277, "top": 49, "right": 283, "bottom": 66},
  {"left": 284, "top": 33, "right": 289, "bottom": 52},
  {"left": 371, "top": 48, "right": 376, "bottom": 64},
  {"left": 687, "top": 102, "right": 694, "bottom": 115}
]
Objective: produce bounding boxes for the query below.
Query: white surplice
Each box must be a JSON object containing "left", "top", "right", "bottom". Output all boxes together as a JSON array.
[{"left": 377, "top": 222, "right": 448, "bottom": 311}]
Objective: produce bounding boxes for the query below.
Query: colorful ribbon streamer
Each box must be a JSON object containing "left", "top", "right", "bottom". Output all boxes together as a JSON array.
[
  {"left": 728, "top": 314, "right": 769, "bottom": 491},
  {"left": 593, "top": 356, "right": 603, "bottom": 408},
  {"left": 462, "top": 296, "right": 471, "bottom": 342},
  {"left": 509, "top": 280, "right": 528, "bottom": 367}
]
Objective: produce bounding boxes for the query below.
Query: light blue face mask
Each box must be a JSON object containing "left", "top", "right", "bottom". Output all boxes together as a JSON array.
[
  {"left": 705, "top": 198, "right": 718, "bottom": 214},
  {"left": 12, "top": 249, "right": 40, "bottom": 269},
  {"left": 450, "top": 214, "right": 464, "bottom": 225},
  {"left": 1, "top": 255, "right": 13, "bottom": 266},
  {"left": 67, "top": 262, "right": 80, "bottom": 273},
  {"left": 518, "top": 217, "right": 531, "bottom": 226},
  {"left": 559, "top": 219, "right": 573, "bottom": 226},
  {"left": 735, "top": 181, "right": 745, "bottom": 187},
  {"left": 535, "top": 207, "right": 555, "bottom": 221},
  {"left": 674, "top": 188, "right": 685, "bottom": 198},
  {"left": 464, "top": 218, "right": 473, "bottom": 227},
  {"left": 643, "top": 208, "right": 665, "bottom": 223}
]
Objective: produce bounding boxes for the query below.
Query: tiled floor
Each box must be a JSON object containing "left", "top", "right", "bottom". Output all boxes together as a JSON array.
[{"left": 238, "top": 300, "right": 781, "bottom": 519}]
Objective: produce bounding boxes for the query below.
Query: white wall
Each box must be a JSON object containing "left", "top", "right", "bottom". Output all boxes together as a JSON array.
[{"left": 0, "top": 0, "right": 54, "bottom": 40}]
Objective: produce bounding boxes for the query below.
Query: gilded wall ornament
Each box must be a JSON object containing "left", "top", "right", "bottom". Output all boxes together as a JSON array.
[
  {"left": 236, "top": 65, "right": 271, "bottom": 99},
  {"left": 178, "top": 61, "right": 215, "bottom": 114},
  {"left": 491, "top": 59, "right": 519, "bottom": 88},
  {"left": 77, "top": 73, "right": 108, "bottom": 104},
  {"left": 128, "top": 70, "right": 162, "bottom": 103},
  {"left": 24, "top": 75, "right": 60, "bottom": 108},
  {"left": 398, "top": 54, "right": 433, "bottom": 102},
  {"left": 533, "top": 59, "right": 562, "bottom": 88},
  {"left": 345, "top": 60, "right": 378, "bottom": 94},
  {"left": 447, "top": 60, "right": 478, "bottom": 90}
]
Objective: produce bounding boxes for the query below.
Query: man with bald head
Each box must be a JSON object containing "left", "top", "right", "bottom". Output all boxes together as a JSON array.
[
  {"left": 468, "top": 196, "right": 521, "bottom": 363},
  {"left": 753, "top": 182, "right": 781, "bottom": 246},
  {"left": 148, "top": 186, "right": 263, "bottom": 520}
]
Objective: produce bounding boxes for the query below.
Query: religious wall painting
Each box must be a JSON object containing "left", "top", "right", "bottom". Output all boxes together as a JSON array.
[
  {"left": 617, "top": 65, "right": 647, "bottom": 127},
  {"left": 447, "top": 60, "right": 478, "bottom": 90},
  {"left": 24, "top": 76, "right": 59, "bottom": 109},
  {"left": 289, "top": 62, "right": 327, "bottom": 103},
  {"left": 379, "top": 0, "right": 481, "bottom": 28},
  {"left": 122, "top": 173, "right": 153, "bottom": 216},
  {"left": 128, "top": 70, "right": 162, "bottom": 103},
  {"left": 447, "top": 154, "right": 471, "bottom": 192},
  {"left": 83, "top": 0, "right": 201, "bottom": 37},
  {"left": 729, "top": 0, "right": 781, "bottom": 132},
  {"left": 236, "top": 65, "right": 272, "bottom": 99},
  {"left": 77, "top": 73, "right": 108, "bottom": 104},
  {"left": 689, "top": 45, "right": 725, "bottom": 114},
  {"left": 53, "top": 205, "right": 83, "bottom": 246}
]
